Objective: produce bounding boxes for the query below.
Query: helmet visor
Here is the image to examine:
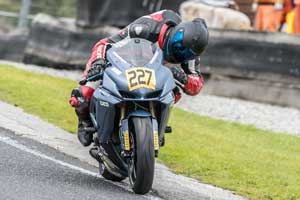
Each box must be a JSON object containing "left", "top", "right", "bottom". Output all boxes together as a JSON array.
[{"left": 171, "top": 31, "right": 197, "bottom": 62}]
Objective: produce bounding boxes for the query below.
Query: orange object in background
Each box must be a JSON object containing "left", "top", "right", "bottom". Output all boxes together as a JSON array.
[
  {"left": 285, "top": 0, "right": 300, "bottom": 34},
  {"left": 286, "top": 10, "right": 295, "bottom": 33},
  {"left": 255, "top": 5, "right": 284, "bottom": 32},
  {"left": 294, "top": 1, "right": 300, "bottom": 33}
]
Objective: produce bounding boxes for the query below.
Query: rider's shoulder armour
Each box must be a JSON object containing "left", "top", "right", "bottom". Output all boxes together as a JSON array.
[{"left": 128, "top": 10, "right": 181, "bottom": 43}]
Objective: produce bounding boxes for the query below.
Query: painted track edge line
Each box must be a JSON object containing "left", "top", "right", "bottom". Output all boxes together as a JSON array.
[{"left": 0, "top": 135, "right": 162, "bottom": 200}]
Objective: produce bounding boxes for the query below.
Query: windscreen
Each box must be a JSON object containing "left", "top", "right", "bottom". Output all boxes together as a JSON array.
[{"left": 113, "top": 38, "right": 154, "bottom": 66}]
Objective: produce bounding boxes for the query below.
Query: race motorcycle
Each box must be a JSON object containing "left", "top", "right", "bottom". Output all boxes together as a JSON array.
[{"left": 80, "top": 38, "right": 176, "bottom": 194}]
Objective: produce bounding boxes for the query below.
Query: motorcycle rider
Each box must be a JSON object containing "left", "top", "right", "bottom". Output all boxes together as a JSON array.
[{"left": 69, "top": 10, "right": 209, "bottom": 147}]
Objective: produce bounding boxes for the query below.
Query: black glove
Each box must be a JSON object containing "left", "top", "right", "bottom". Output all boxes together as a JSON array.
[
  {"left": 181, "top": 57, "right": 201, "bottom": 75},
  {"left": 87, "top": 59, "right": 106, "bottom": 81}
]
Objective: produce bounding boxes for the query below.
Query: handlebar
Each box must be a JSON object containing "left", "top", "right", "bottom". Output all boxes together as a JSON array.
[
  {"left": 79, "top": 73, "right": 104, "bottom": 86},
  {"left": 79, "top": 62, "right": 110, "bottom": 85}
]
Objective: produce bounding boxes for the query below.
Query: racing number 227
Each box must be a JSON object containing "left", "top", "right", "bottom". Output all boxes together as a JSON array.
[{"left": 126, "top": 68, "right": 156, "bottom": 91}]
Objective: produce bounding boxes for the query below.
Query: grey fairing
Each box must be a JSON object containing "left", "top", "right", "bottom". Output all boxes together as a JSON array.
[
  {"left": 105, "top": 44, "right": 176, "bottom": 100},
  {"left": 89, "top": 88, "right": 121, "bottom": 143},
  {"left": 158, "top": 92, "right": 174, "bottom": 138}
]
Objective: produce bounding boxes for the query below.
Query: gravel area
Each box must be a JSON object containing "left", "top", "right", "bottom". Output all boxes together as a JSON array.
[
  {"left": 2, "top": 60, "right": 300, "bottom": 135},
  {"left": 176, "top": 93, "right": 300, "bottom": 135}
]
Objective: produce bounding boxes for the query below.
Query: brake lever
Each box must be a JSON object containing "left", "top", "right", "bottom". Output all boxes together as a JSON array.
[
  {"left": 79, "top": 61, "right": 110, "bottom": 86},
  {"left": 79, "top": 73, "right": 104, "bottom": 86},
  {"left": 79, "top": 79, "right": 87, "bottom": 86}
]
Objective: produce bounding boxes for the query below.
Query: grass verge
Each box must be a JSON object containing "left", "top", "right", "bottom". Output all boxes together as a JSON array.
[
  {"left": 1, "top": 64, "right": 300, "bottom": 199},
  {"left": 0, "top": 64, "right": 77, "bottom": 133}
]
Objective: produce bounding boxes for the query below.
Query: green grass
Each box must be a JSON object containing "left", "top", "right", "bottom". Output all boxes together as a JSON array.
[
  {"left": 0, "top": 65, "right": 77, "bottom": 133},
  {"left": 163, "top": 110, "right": 300, "bottom": 199},
  {"left": 1, "top": 64, "right": 300, "bottom": 199}
]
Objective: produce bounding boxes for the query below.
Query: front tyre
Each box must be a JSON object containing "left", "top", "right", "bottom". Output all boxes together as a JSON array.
[{"left": 129, "top": 117, "right": 155, "bottom": 194}]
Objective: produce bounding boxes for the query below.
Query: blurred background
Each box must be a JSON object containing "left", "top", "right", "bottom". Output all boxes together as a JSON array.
[
  {"left": 1, "top": 0, "right": 299, "bottom": 32},
  {"left": 0, "top": 0, "right": 299, "bottom": 108},
  {"left": 0, "top": 0, "right": 76, "bottom": 31}
]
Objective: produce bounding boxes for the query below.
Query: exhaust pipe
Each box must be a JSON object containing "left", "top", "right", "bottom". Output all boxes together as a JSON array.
[{"left": 89, "top": 146, "right": 127, "bottom": 178}]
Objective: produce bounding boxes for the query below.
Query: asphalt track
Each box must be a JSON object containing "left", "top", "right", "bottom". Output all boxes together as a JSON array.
[
  {"left": 0, "top": 128, "right": 159, "bottom": 200},
  {"left": 0, "top": 100, "right": 244, "bottom": 200}
]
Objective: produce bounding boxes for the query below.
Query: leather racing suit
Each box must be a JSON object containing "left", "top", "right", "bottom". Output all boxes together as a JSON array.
[
  {"left": 82, "top": 10, "right": 204, "bottom": 98},
  {"left": 69, "top": 10, "right": 205, "bottom": 147}
]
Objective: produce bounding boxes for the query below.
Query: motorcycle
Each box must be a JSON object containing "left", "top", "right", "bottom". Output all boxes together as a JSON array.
[{"left": 81, "top": 38, "right": 176, "bottom": 194}]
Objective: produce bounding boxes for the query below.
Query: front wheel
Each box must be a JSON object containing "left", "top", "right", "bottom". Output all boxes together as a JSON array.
[{"left": 129, "top": 117, "right": 155, "bottom": 194}]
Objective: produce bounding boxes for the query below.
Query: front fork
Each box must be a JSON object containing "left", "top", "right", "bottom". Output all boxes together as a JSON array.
[{"left": 119, "top": 103, "right": 160, "bottom": 158}]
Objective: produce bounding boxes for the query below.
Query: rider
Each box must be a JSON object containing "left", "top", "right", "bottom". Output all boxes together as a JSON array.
[{"left": 69, "top": 10, "right": 209, "bottom": 147}]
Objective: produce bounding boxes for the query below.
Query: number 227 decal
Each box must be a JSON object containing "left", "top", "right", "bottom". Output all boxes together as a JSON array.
[{"left": 125, "top": 67, "right": 156, "bottom": 91}]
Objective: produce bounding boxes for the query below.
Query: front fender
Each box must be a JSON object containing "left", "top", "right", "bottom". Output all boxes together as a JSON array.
[{"left": 127, "top": 110, "right": 152, "bottom": 118}]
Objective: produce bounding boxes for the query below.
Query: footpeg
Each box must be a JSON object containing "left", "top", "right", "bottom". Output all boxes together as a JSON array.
[
  {"left": 165, "top": 126, "right": 172, "bottom": 133},
  {"left": 89, "top": 147, "right": 102, "bottom": 163}
]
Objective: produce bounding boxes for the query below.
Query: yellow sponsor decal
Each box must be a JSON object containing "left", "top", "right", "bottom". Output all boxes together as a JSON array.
[
  {"left": 124, "top": 130, "right": 130, "bottom": 151},
  {"left": 154, "top": 131, "right": 159, "bottom": 151},
  {"left": 125, "top": 67, "right": 156, "bottom": 91}
]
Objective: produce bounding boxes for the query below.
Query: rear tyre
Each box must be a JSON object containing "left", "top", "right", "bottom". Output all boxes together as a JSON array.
[{"left": 129, "top": 117, "right": 155, "bottom": 194}]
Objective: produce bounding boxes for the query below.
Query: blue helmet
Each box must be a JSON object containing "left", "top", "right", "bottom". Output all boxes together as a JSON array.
[{"left": 164, "top": 18, "right": 209, "bottom": 63}]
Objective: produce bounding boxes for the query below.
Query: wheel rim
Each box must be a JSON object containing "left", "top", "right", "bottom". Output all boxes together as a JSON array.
[
  {"left": 128, "top": 157, "right": 137, "bottom": 186},
  {"left": 128, "top": 128, "right": 136, "bottom": 186}
]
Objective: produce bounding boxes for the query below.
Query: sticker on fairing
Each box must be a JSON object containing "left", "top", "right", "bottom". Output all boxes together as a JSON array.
[
  {"left": 111, "top": 67, "right": 122, "bottom": 76},
  {"left": 125, "top": 67, "right": 156, "bottom": 91}
]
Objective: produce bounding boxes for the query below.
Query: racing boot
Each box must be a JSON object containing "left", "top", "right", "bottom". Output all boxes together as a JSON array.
[
  {"left": 69, "top": 85, "right": 95, "bottom": 146},
  {"left": 77, "top": 118, "right": 94, "bottom": 146}
]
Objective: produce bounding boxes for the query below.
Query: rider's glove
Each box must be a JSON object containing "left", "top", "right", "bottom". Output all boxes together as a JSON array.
[
  {"left": 184, "top": 74, "right": 204, "bottom": 96},
  {"left": 170, "top": 66, "right": 204, "bottom": 96},
  {"left": 87, "top": 59, "right": 106, "bottom": 81}
]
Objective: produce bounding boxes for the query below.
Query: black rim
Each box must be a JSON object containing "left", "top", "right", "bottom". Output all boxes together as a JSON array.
[
  {"left": 128, "top": 131, "right": 137, "bottom": 186},
  {"left": 128, "top": 158, "right": 136, "bottom": 186}
]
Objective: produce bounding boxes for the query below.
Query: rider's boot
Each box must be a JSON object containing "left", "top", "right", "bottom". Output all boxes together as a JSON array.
[
  {"left": 69, "top": 85, "right": 95, "bottom": 146},
  {"left": 77, "top": 116, "right": 94, "bottom": 146}
]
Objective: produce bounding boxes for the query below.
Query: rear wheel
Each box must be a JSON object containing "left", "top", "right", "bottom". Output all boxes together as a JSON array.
[{"left": 129, "top": 117, "right": 155, "bottom": 194}]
